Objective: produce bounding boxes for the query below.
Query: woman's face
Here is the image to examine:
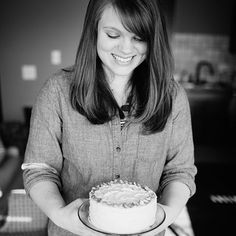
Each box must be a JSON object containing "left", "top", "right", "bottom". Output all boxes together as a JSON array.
[{"left": 97, "top": 6, "right": 147, "bottom": 79}]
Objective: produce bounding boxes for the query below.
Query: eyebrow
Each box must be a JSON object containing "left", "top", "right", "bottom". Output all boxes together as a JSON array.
[{"left": 103, "top": 26, "right": 121, "bottom": 33}]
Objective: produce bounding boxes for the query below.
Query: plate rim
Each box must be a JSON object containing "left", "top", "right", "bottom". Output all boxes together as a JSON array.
[{"left": 78, "top": 199, "right": 166, "bottom": 235}]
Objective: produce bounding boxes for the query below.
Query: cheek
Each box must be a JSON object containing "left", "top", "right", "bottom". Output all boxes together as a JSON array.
[
  {"left": 97, "top": 39, "right": 115, "bottom": 65},
  {"left": 97, "top": 36, "right": 115, "bottom": 53},
  {"left": 140, "top": 45, "right": 147, "bottom": 56},
  {"left": 134, "top": 43, "right": 147, "bottom": 58}
]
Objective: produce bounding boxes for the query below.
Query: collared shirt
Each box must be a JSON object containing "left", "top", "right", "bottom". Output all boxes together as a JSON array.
[{"left": 22, "top": 68, "right": 197, "bottom": 236}]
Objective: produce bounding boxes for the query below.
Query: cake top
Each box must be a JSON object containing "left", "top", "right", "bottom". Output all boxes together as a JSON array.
[{"left": 89, "top": 180, "right": 156, "bottom": 207}]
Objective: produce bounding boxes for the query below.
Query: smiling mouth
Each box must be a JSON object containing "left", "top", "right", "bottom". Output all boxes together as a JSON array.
[{"left": 112, "top": 54, "right": 135, "bottom": 63}]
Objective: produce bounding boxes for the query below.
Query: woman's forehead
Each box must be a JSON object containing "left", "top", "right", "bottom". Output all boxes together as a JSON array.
[
  {"left": 98, "top": 5, "right": 141, "bottom": 36},
  {"left": 99, "top": 6, "right": 122, "bottom": 27}
]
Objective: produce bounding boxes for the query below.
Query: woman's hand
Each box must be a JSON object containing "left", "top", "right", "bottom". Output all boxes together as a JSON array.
[
  {"left": 142, "top": 203, "right": 168, "bottom": 236},
  {"left": 51, "top": 198, "right": 103, "bottom": 236},
  {"left": 144, "top": 182, "right": 191, "bottom": 235},
  {"left": 28, "top": 182, "right": 103, "bottom": 235}
]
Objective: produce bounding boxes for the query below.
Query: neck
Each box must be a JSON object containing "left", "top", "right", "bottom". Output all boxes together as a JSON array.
[{"left": 108, "top": 75, "right": 131, "bottom": 107}]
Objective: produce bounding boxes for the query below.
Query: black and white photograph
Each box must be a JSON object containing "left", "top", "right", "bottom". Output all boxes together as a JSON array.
[{"left": 0, "top": 0, "right": 236, "bottom": 235}]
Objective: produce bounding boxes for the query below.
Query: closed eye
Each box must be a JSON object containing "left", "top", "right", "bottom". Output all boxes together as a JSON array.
[
  {"left": 133, "top": 36, "right": 144, "bottom": 42},
  {"left": 106, "top": 33, "right": 119, "bottom": 39}
]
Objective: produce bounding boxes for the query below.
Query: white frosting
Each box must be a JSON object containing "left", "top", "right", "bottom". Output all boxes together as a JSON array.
[
  {"left": 94, "top": 183, "right": 152, "bottom": 205},
  {"left": 89, "top": 180, "right": 157, "bottom": 234}
]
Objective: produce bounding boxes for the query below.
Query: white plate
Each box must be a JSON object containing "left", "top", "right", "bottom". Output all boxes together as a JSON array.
[{"left": 78, "top": 200, "right": 166, "bottom": 235}]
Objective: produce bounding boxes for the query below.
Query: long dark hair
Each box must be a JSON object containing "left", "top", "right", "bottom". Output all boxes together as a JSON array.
[{"left": 70, "top": 0, "right": 174, "bottom": 134}]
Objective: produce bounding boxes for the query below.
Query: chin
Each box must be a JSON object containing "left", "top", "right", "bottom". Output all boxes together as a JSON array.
[
  {"left": 112, "top": 64, "right": 138, "bottom": 76},
  {"left": 113, "top": 69, "right": 134, "bottom": 77}
]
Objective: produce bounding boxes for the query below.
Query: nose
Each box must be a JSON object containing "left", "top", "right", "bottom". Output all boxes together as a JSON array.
[{"left": 118, "top": 37, "right": 133, "bottom": 54}]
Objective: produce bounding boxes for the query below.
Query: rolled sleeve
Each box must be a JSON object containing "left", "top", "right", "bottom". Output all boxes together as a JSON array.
[
  {"left": 159, "top": 84, "right": 197, "bottom": 197},
  {"left": 23, "top": 168, "right": 62, "bottom": 195},
  {"left": 23, "top": 76, "right": 63, "bottom": 194}
]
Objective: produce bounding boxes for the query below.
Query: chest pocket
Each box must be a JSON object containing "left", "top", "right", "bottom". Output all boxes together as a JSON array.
[
  {"left": 134, "top": 131, "right": 168, "bottom": 187},
  {"left": 137, "top": 131, "right": 167, "bottom": 162}
]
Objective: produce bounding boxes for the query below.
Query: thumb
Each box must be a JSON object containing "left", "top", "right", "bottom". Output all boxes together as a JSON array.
[{"left": 69, "top": 198, "right": 86, "bottom": 208}]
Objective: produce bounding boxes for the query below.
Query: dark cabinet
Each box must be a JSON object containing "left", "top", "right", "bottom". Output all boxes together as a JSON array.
[
  {"left": 229, "top": 2, "right": 236, "bottom": 54},
  {"left": 186, "top": 87, "right": 233, "bottom": 146},
  {"left": 159, "top": 0, "right": 176, "bottom": 32}
]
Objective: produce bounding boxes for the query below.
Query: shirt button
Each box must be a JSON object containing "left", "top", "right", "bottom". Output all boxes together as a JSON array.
[
  {"left": 115, "top": 174, "right": 120, "bottom": 179},
  {"left": 116, "top": 146, "right": 121, "bottom": 152}
]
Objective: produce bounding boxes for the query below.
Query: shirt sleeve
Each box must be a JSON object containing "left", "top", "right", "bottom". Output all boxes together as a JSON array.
[
  {"left": 159, "top": 83, "right": 197, "bottom": 197},
  {"left": 22, "top": 76, "right": 63, "bottom": 195}
]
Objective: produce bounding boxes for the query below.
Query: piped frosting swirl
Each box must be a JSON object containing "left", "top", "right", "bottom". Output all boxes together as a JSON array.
[{"left": 89, "top": 179, "right": 156, "bottom": 208}]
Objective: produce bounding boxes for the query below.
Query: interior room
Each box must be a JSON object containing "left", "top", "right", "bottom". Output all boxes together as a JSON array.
[{"left": 0, "top": 0, "right": 236, "bottom": 235}]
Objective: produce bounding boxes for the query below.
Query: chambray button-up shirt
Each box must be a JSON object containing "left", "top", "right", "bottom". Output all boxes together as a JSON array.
[{"left": 22, "top": 68, "right": 197, "bottom": 236}]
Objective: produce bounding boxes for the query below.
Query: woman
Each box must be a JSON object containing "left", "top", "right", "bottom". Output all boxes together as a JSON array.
[{"left": 22, "top": 0, "right": 197, "bottom": 235}]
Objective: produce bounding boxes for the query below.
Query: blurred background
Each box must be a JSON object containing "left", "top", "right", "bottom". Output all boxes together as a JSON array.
[{"left": 0, "top": 0, "right": 235, "bottom": 235}]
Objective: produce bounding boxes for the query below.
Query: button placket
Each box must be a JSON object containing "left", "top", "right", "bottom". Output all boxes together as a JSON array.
[
  {"left": 115, "top": 174, "right": 120, "bottom": 179},
  {"left": 111, "top": 118, "right": 122, "bottom": 180},
  {"left": 116, "top": 146, "right": 121, "bottom": 152}
]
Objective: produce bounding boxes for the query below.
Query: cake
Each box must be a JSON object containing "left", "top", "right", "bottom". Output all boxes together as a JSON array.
[{"left": 89, "top": 179, "right": 157, "bottom": 234}]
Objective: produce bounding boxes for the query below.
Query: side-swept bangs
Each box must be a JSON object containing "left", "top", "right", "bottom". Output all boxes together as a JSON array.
[{"left": 112, "top": 0, "right": 154, "bottom": 44}]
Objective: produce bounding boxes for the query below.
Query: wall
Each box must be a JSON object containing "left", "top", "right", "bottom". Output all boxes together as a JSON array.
[
  {"left": 0, "top": 0, "right": 89, "bottom": 122},
  {"left": 171, "top": 34, "right": 236, "bottom": 79},
  {"left": 171, "top": 0, "right": 236, "bottom": 82},
  {"left": 173, "top": 0, "right": 234, "bottom": 35}
]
